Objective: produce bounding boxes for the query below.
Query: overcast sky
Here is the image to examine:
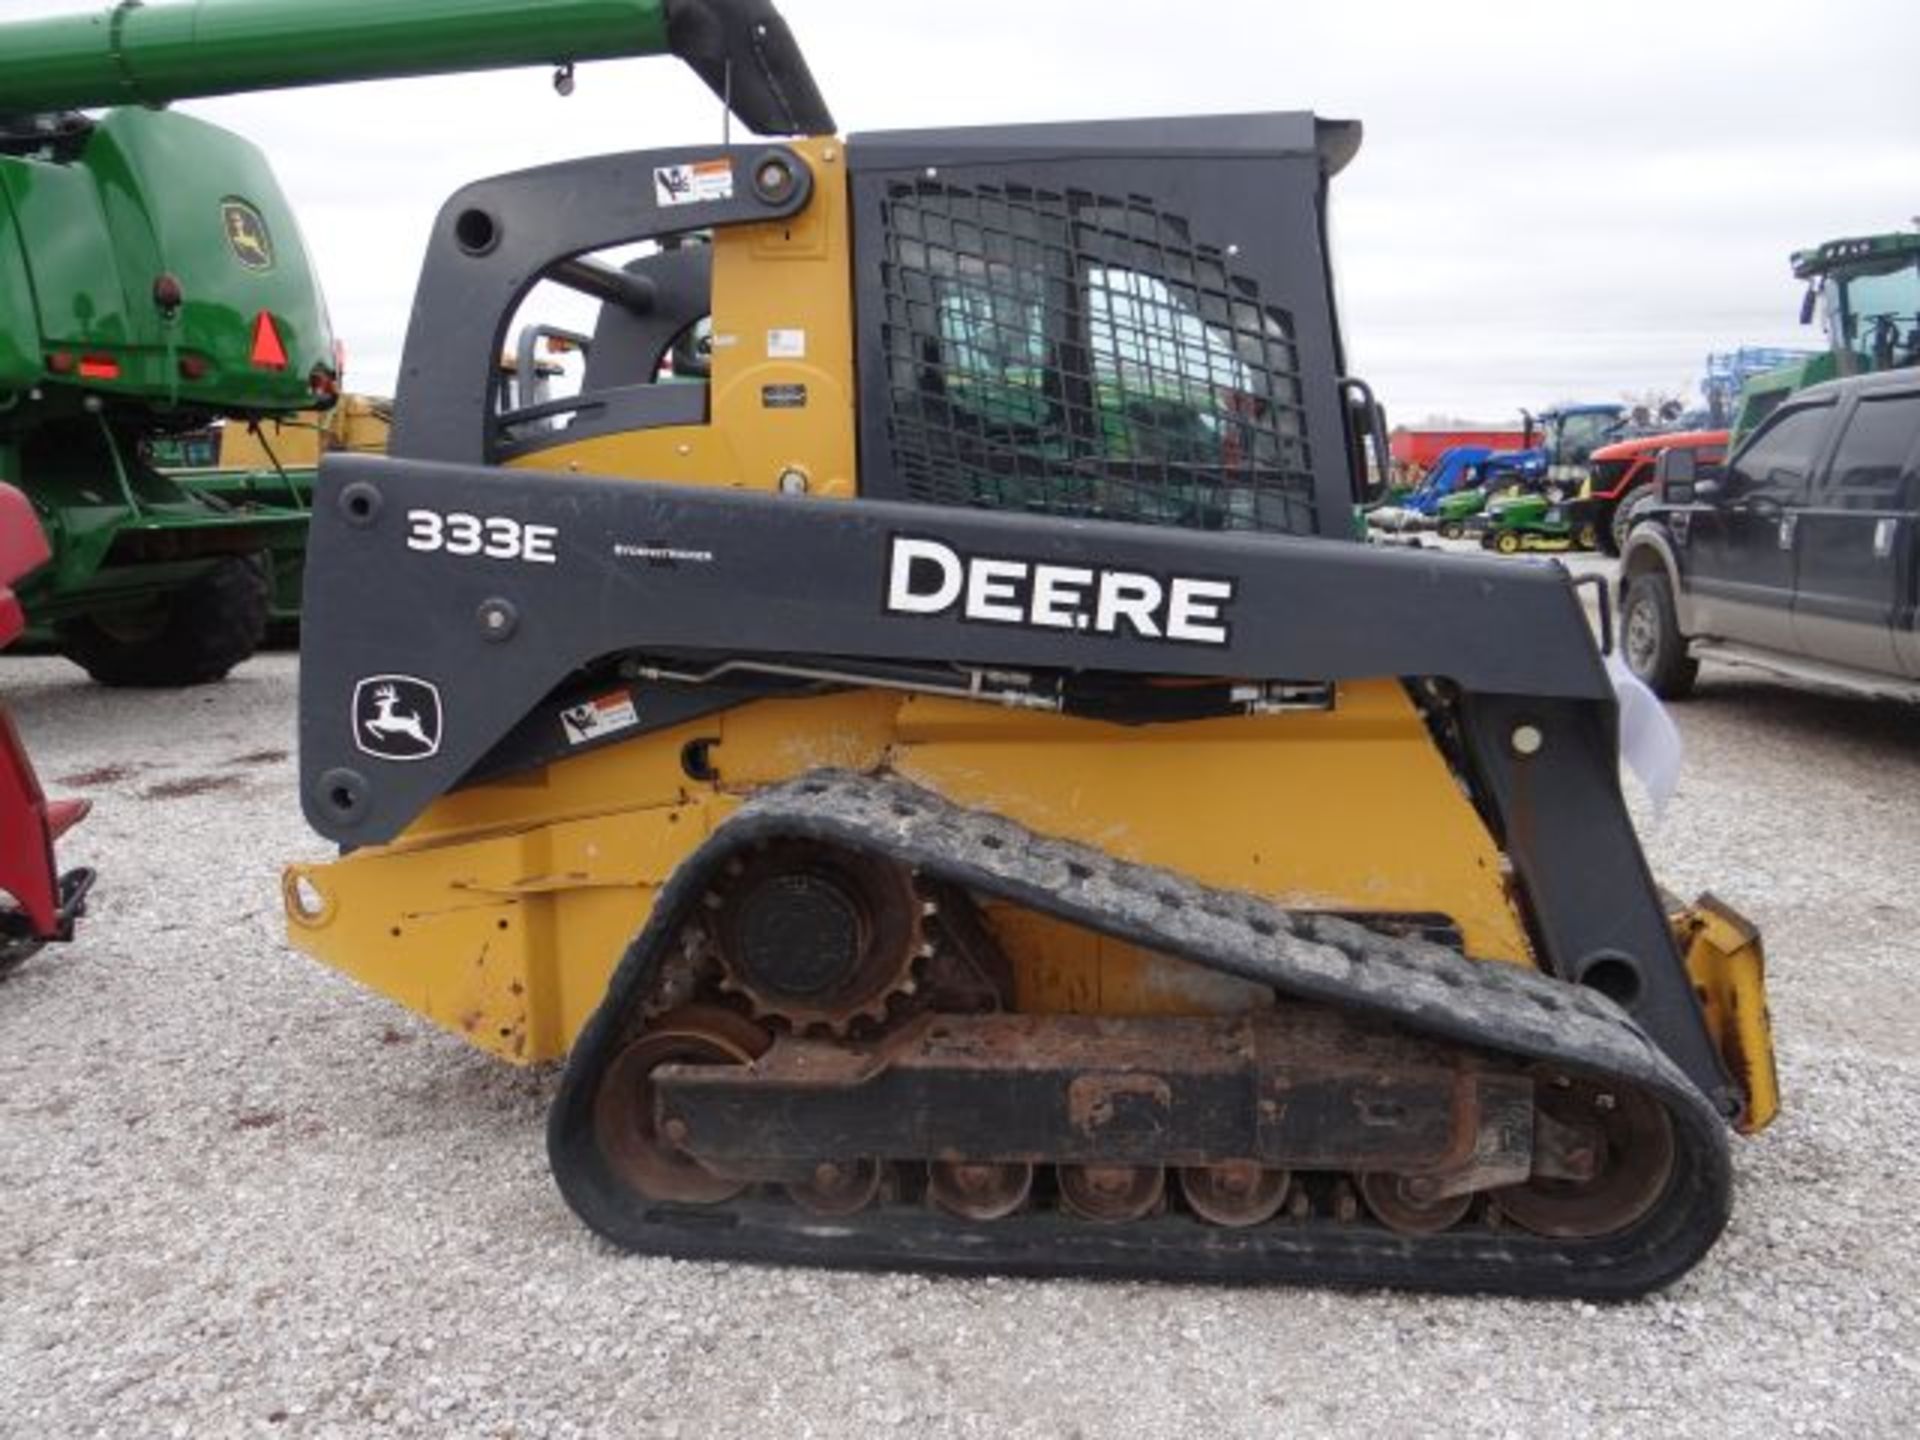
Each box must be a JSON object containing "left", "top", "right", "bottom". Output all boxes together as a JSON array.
[{"left": 21, "top": 0, "right": 1919, "bottom": 422}]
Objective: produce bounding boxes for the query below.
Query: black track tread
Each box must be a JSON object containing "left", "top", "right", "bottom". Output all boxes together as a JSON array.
[
  {"left": 56, "top": 555, "right": 268, "bottom": 688},
  {"left": 550, "top": 770, "right": 1732, "bottom": 1298}
]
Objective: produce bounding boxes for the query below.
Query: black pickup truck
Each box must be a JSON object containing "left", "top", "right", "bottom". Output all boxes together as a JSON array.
[{"left": 1618, "top": 369, "right": 1920, "bottom": 701}]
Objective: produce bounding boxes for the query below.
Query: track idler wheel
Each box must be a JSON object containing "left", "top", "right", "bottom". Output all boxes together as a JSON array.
[
  {"left": 593, "top": 1006, "right": 770, "bottom": 1205},
  {"left": 785, "top": 1159, "right": 886, "bottom": 1217},
  {"left": 1357, "top": 1172, "right": 1473, "bottom": 1236},
  {"left": 1059, "top": 1164, "right": 1165, "bottom": 1223},
  {"left": 1178, "top": 1163, "right": 1290, "bottom": 1228},
  {"left": 1496, "top": 1077, "right": 1677, "bottom": 1238},
  {"left": 928, "top": 1161, "right": 1033, "bottom": 1221}
]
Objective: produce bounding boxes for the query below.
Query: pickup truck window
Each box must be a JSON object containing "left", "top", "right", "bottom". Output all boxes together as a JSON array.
[
  {"left": 1725, "top": 403, "right": 1829, "bottom": 504},
  {"left": 1826, "top": 393, "right": 1920, "bottom": 509}
]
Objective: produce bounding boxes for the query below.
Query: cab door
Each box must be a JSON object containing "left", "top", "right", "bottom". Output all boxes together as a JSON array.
[
  {"left": 1792, "top": 387, "right": 1920, "bottom": 674},
  {"left": 1688, "top": 400, "right": 1834, "bottom": 650}
]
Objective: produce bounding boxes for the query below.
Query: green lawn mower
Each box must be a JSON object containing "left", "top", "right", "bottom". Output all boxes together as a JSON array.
[{"left": 1472, "top": 489, "right": 1601, "bottom": 555}]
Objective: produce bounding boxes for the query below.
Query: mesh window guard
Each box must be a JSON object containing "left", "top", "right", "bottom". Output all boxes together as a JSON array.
[{"left": 878, "top": 180, "right": 1316, "bottom": 534}]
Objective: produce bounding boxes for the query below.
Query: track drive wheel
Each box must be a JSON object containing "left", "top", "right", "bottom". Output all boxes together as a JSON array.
[
  {"left": 1495, "top": 1078, "right": 1677, "bottom": 1239},
  {"left": 593, "top": 1006, "right": 771, "bottom": 1205},
  {"left": 710, "top": 844, "right": 922, "bottom": 1034}
]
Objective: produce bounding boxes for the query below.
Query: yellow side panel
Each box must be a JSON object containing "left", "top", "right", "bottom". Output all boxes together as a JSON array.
[
  {"left": 891, "top": 680, "right": 1531, "bottom": 968},
  {"left": 287, "top": 805, "right": 702, "bottom": 1062},
  {"left": 986, "top": 909, "right": 1281, "bottom": 1017},
  {"left": 287, "top": 683, "right": 1534, "bottom": 1061},
  {"left": 504, "top": 135, "right": 857, "bottom": 498}
]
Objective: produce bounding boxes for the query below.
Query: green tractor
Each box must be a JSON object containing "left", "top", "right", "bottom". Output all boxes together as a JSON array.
[
  {"left": 1732, "top": 228, "right": 1920, "bottom": 441},
  {"left": 0, "top": 104, "right": 335, "bottom": 684}
]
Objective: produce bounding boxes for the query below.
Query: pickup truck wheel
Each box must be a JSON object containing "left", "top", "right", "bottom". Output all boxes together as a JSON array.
[
  {"left": 55, "top": 555, "right": 269, "bottom": 688},
  {"left": 1622, "top": 572, "right": 1697, "bottom": 700}
]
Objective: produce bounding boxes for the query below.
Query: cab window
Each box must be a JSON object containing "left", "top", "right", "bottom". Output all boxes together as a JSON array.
[
  {"left": 1824, "top": 392, "right": 1920, "bottom": 510},
  {"left": 1724, "top": 403, "right": 1831, "bottom": 504}
]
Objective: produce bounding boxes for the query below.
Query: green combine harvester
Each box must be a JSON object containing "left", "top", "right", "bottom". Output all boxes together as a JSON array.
[
  {"left": 1733, "top": 228, "right": 1920, "bottom": 441},
  {"left": 0, "top": 0, "right": 695, "bottom": 684},
  {"left": 0, "top": 96, "right": 336, "bottom": 685}
]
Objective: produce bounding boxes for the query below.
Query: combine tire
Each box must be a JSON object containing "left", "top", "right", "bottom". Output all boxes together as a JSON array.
[
  {"left": 56, "top": 555, "right": 269, "bottom": 688},
  {"left": 1621, "top": 572, "right": 1697, "bottom": 700}
]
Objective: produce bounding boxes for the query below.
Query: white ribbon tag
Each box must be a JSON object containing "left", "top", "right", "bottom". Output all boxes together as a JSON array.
[{"left": 1606, "top": 654, "right": 1683, "bottom": 819}]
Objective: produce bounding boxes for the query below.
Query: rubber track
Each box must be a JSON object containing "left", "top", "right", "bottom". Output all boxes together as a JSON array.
[{"left": 549, "top": 770, "right": 1733, "bottom": 1297}]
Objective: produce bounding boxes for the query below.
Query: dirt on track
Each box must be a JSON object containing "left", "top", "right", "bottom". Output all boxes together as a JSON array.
[{"left": 1, "top": 651, "right": 1916, "bottom": 1438}]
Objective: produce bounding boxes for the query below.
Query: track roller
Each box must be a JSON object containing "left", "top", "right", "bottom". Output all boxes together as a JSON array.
[
  {"left": 1178, "top": 1163, "right": 1290, "bottom": 1228},
  {"left": 1357, "top": 1173, "right": 1473, "bottom": 1235},
  {"left": 928, "top": 1161, "right": 1033, "bottom": 1220},
  {"left": 1059, "top": 1164, "right": 1165, "bottom": 1222}
]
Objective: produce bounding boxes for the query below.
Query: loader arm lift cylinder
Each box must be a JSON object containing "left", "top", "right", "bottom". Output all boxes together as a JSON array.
[{"left": 0, "top": 0, "right": 831, "bottom": 137}]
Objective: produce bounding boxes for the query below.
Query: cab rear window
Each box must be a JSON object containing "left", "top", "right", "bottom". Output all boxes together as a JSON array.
[{"left": 1826, "top": 392, "right": 1920, "bottom": 508}]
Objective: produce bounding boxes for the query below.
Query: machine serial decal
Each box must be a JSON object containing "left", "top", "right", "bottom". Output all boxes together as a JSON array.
[
  {"left": 561, "top": 690, "right": 640, "bottom": 746},
  {"left": 405, "top": 509, "right": 558, "bottom": 564},
  {"left": 611, "top": 542, "right": 715, "bottom": 565},
  {"left": 885, "top": 536, "right": 1237, "bottom": 645},
  {"left": 353, "top": 676, "right": 443, "bottom": 762},
  {"left": 220, "top": 197, "right": 275, "bottom": 271},
  {"left": 653, "top": 159, "right": 734, "bottom": 207}
]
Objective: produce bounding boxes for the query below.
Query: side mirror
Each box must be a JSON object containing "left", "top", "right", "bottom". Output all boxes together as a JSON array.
[
  {"left": 1340, "top": 377, "right": 1392, "bottom": 506},
  {"left": 1656, "top": 446, "right": 1697, "bottom": 503},
  {"left": 1798, "top": 282, "right": 1819, "bottom": 327}
]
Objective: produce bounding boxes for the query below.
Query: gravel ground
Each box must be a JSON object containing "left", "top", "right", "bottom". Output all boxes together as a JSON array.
[{"left": 3, "top": 640, "right": 1917, "bottom": 1439}]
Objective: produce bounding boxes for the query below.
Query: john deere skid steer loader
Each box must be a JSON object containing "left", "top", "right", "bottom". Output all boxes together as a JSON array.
[{"left": 83, "top": 0, "right": 1769, "bottom": 1294}]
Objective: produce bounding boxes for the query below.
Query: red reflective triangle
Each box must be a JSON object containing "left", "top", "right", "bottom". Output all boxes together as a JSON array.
[{"left": 251, "top": 311, "right": 288, "bottom": 371}]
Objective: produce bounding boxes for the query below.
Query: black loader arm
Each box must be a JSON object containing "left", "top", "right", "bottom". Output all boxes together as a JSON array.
[
  {"left": 295, "top": 455, "right": 1739, "bottom": 1120},
  {"left": 300, "top": 455, "right": 1611, "bottom": 843}
]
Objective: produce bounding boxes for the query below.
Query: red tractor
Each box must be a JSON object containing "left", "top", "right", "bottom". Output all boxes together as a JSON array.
[
  {"left": 1578, "top": 429, "right": 1730, "bottom": 555},
  {"left": 1, "top": 484, "right": 92, "bottom": 975}
]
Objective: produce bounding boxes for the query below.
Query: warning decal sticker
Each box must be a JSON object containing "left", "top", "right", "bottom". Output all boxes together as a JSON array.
[
  {"left": 561, "top": 690, "right": 641, "bottom": 746},
  {"left": 654, "top": 159, "right": 735, "bottom": 207}
]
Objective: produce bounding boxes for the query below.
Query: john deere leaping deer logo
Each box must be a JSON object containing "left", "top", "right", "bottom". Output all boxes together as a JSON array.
[
  {"left": 352, "top": 676, "right": 443, "bottom": 762},
  {"left": 221, "top": 198, "right": 275, "bottom": 272}
]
